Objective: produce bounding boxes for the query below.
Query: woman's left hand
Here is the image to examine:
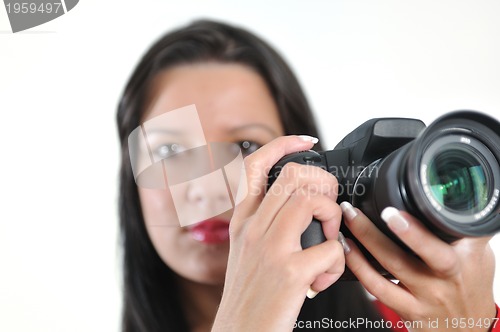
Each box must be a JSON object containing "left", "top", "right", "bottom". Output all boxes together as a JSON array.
[{"left": 340, "top": 202, "right": 497, "bottom": 332}]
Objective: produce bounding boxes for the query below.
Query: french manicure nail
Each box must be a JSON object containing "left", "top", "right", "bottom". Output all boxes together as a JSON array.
[
  {"left": 337, "top": 232, "right": 351, "bottom": 254},
  {"left": 340, "top": 201, "right": 358, "bottom": 220},
  {"left": 298, "top": 135, "right": 319, "bottom": 144},
  {"left": 381, "top": 207, "right": 409, "bottom": 231},
  {"left": 306, "top": 287, "right": 319, "bottom": 299}
]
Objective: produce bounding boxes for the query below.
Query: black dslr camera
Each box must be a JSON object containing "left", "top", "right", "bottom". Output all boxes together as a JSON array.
[{"left": 267, "top": 110, "right": 500, "bottom": 279}]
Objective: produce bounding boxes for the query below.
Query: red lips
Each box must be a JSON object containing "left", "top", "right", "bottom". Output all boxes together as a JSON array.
[{"left": 188, "top": 219, "right": 230, "bottom": 244}]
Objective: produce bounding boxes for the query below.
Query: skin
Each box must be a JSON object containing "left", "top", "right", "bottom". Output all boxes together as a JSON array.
[
  {"left": 213, "top": 136, "right": 345, "bottom": 331},
  {"left": 342, "top": 204, "right": 496, "bottom": 332},
  {"left": 138, "top": 62, "right": 286, "bottom": 331},
  {"left": 214, "top": 138, "right": 497, "bottom": 332},
  {"left": 137, "top": 62, "right": 496, "bottom": 332}
]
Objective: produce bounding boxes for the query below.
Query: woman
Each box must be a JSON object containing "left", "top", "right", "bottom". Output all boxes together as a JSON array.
[{"left": 117, "top": 20, "right": 497, "bottom": 331}]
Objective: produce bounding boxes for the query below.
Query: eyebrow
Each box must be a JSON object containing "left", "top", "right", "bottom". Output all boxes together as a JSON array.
[{"left": 228, "top": 124, "right": 280, "bottom": 137}]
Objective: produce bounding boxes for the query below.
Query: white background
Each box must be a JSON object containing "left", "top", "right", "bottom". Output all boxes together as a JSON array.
[{"left": 1, "top": 0, "right": 499, "bottom": 331}]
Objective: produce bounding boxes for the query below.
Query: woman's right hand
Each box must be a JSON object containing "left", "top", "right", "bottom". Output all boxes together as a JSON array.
[{"left": 212, "top": 136, "right": 346, "bottom": 332}]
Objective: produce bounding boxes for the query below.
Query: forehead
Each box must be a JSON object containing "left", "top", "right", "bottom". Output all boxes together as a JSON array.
[{"left": 142, "top": 63, "right": 282, "bottom": 130}]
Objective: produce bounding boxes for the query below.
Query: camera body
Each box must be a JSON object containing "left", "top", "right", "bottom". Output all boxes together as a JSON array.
[{"left": 267, "top": 110, "right": 500, "bottom": 279}]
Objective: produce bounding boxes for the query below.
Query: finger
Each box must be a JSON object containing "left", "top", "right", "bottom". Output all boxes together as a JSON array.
[
  {"left": 308, "top": 235, "right": 350, "bottom": 296},
  {"left": 340, "top": 202, "right": 424, "bottom": 283},
  {"left": 267, "top": 189, "right": 341, "bottom": 246},
  {"left": 232, "top": 136, "right": 317, "bottom": 227},
  {"left": 381, "top": 207, "right": 460, "bottom": 278},
  {"left": 308, "top": 271, "right": 344, "bottom": 298},
  {"left": 294, "top": 239, "right": 346, "bottom": 280},
  {"left": 344, "top": 238, "right": 415, "bottom": 311},
  {"left": 256, "top": 163, "right": 338, "bottom": 235}
]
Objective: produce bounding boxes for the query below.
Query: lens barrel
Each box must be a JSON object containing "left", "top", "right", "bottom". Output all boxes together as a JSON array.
[{"left": 353, "top": 111, "right": 500, "bottom": 242}]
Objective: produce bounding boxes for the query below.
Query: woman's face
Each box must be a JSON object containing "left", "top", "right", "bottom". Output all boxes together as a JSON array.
[{"left": 138, "top": 63, "right": 284, "bottom": 285}]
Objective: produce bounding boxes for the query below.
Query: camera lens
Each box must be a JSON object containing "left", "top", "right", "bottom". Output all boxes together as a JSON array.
[
  {"left": 419, "top": 133, "right": 499, "bottom": 228},
  {"left": 354, "top": 113, "right": 500, "bottom": 243},
  {"left": 426, "top": 144, "right": 490, "bottom": 215}
]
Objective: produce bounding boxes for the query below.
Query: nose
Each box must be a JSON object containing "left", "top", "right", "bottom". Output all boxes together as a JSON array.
[
  {"left": 186, "top": 171, "right": 233, "bottom": 210},
  {"left": 166, "top": 142, "right": 245, "bottom": 226}
]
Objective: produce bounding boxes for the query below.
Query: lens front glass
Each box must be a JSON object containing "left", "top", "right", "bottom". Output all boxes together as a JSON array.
[{"left": 427, "top": 144, "right": 490, "bottom": 214}]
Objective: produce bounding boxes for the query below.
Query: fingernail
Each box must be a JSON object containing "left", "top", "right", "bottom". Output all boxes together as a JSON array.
[
  {"left": 381, "top": 207, "right": 409, "bottom": 232},
  {"left": 340, "top": 201, "right": 358, "bottom": 220},
  {"left": 306, "top": 287, "right": 319, "bottom": 299},
  {"left": 337, "top": 232, "right": 351, "bottom": 254},
  {"left": 298, "top": 135, "right": 319, "bottom": 144}
]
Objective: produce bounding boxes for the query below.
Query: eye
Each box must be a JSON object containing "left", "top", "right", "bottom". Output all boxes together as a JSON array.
[
  {"left": 153, "top": 143, "right": 187, "bottom": 159},
  {"left": 237, "top": 140, "right": 261, "bottom": 157}
]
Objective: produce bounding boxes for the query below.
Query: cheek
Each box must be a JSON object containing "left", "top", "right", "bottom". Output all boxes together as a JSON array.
[
  {"left": 139, "top": 187, "right": 187, "bottom": 268},
  {"left": 146, "top": 222, "right": 185, "bottom": 269},
  {"left": 139, "top": 187, "right": 179, "bottom": 227},
  {"left": 138, "top": 186, "right": 230, "bottom": 284}
]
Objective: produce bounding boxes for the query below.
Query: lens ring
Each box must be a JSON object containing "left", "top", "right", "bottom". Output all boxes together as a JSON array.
[
  {"left": 427, "top": 145, "right": 489, "bottom": 212},
  {"left": 420, "top": 134, "right": 500, "bottom": 224}
]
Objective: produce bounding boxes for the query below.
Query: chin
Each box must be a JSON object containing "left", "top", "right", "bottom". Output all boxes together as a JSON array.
[{"left": 188, "top": 252, "right": 229, "bottom": 285}]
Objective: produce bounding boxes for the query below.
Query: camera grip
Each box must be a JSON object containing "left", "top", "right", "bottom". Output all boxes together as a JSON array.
[
  {"left": 267, "top": 150, "right": 329, "bottom": 249},
  {"left": 301, "top": 218, "right": 327, "bottom": 249}
]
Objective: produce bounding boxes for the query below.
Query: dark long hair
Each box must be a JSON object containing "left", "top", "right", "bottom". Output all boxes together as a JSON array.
[{"left": 117, "top": 19, "right": 387, "bottom": 331}]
